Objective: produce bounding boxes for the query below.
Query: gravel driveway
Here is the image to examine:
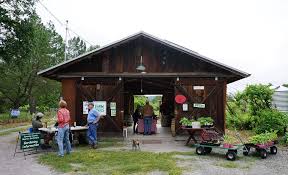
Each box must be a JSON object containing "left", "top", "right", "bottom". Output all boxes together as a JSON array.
[
  {"left": 0, "top": 132, "right": 287, "bottom": 175},
  {"left": 0, "top": 133, "right": 58, "bottom": 175}
]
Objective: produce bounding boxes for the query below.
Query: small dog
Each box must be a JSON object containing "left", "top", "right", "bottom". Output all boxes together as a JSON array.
[{"left": 132, "top": 139, "right": 140, "bottom": 150}]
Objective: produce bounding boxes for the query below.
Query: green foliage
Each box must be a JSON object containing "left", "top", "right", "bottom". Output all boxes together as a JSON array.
[
  {"left": 179, "top": 117, "right": 195, "bottom": 126},
  {"left": 253, "top": 109, "right": 288, "bottom": 135},
  {"left": 226, "top": 101, "right": 256, "bottom": 130},
  {"left": 242, "top": 84, "right": 274, "bottom": 115},
  {"left": 0, "top": 1, "right": 64, "bottom": 111},
  {"left": 0, "top": 112, "right": 32, "bottom": 124},
  {"left": 197, "top": 117, "right": 214, "bottom": 126},
  {"left": 223, "top": 135, "right": 237, "bottom": 144},
  {"left": 133, "top": 95, "right": 147, "bottom": 110},
  {"left": 248, "top": 131, "right": 278, "bottom": 144},
  {"left": 67, "top": 36, "right": 87, "bottom": 59}
]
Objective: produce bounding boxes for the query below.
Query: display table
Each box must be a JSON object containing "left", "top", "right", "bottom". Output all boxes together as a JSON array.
[
  {"left": 181, "top": 127, "right": 204, "bottom": 145},
  {"left": 137, "top": 118, "right": 157, "bottom": 134},
  {"left": 38, "top": 126, "right": 89, "bottom": 145},
  {"left": 38, "top": 126, "right": 88, "bottom": 133}
]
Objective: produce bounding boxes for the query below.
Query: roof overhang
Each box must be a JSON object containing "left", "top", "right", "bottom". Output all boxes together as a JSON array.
[{"left": 38, "top": 31, "right": 250, "bottom": 83}]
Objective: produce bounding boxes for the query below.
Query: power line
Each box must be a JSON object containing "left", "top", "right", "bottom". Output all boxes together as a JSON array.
[
  {"left": 38, "top": 0, "right": 94, "bottom": 46},
  {"left": 68, "top": 28, "right": 93, "bottom": 46},
  {"left": 38, "top": 0, "right": 65, "bottom": 26}
]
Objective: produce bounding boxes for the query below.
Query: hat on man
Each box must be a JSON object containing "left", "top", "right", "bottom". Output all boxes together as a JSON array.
[{"left": 35, "top": 112, "right": 44, "bottom": 118}]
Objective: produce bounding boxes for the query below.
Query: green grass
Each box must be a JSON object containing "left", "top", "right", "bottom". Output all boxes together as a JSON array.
[
  {"left": 0, "top": 112, "right": 32, "bottom": 125},
  {"left": 97, "top": 138, "right": 124, "bottom": 148},
  {"left": 39, "top": 150, "right": 183, "bottom": 175},
  {"left": 0, "top": 127, "right": 27, "bottom": 136}
]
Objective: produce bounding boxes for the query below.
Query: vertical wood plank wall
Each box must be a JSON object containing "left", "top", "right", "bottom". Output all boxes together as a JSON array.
[{"left": 62, "top": 79, "right": 76, "bottom": 124}]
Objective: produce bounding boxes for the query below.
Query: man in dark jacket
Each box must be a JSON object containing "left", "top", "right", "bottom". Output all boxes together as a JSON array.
[{"left": 32, "top": 112, "right": 44, "bottom": 132}]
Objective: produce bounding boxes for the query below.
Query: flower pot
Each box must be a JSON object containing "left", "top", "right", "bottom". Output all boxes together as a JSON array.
[
  {"left": 192, "top": 122, "right": 201, "bottom": 128},
  {"left": 223, "top": 143, "right": 233, "bottom": 148}
]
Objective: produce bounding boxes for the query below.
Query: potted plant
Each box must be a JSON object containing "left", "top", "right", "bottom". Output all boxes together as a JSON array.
[
  {"left": 249, "top": 131, "right": 277, "bottom": 148},
  {"left": 180, "top": 117, "right": 193, "bottom": 128},
  {"left": 197, "top": 117, "right": 214, "bottom": 127},
  {"left": 223, "top": 135, "right": 236, "bottom": 148}
]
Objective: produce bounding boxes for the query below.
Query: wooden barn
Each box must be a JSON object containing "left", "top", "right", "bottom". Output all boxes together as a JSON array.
[{"left": 38, "top": 31, "right": 250, "bottom": 135}]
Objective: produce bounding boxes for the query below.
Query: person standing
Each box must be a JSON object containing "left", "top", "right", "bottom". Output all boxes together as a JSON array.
[
  {"left": 143, "top": 101, "right": 154, "bottom": 135},
  {"left": 57, "top": 100, "right": 71, "bottom": 157},
  {"left": 132, "top": 108, "right": 140, "bottom": 134},
  {"left": 87, "top": 102, "right": 103, "bottom": 149}
]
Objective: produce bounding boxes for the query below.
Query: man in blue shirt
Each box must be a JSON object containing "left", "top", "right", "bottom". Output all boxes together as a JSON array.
[{"left": 87, "top": 102, "right": 102, "bottom": 149}]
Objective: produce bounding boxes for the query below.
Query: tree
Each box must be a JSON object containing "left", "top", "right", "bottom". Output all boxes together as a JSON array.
[
  {"left": 0, "top": 13, "right": 64, "bottom": 111},
  {"left": 87, "top": 44, "right": 100, "bottom": 52},
  {"left": 242, "top": 84, "right": 274, "bottom": 115},
  {"left": 67, "top": 36, "right": 87, "bottom": 59}
]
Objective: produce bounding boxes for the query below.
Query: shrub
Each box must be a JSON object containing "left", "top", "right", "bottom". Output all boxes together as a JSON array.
[
  {"left": 253, "top": 110, "right": 288, "bottom": 135},
  {"left": 226, "top": 100, "right": 257, "bottom": 130}
]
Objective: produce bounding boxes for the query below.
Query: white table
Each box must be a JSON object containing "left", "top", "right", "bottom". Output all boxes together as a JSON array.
[{"left": 38, "top": 126, "right": 88, "bottom": 133}]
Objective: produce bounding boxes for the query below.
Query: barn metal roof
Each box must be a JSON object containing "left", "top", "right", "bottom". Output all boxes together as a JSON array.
[{"left": 38, "top": 31, "right": 250, "bottom": 80}]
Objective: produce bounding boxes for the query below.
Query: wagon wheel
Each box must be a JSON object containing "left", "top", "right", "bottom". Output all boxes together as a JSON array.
[
  {"left": 260, "top": 149, "right": 267, "bottom": 159},
  {"left": 204, "top": 147, "right": 212, "bottom": 154},
  {"left": 270, "top": 146, "right": 277, "bottom": 155},
  {"left": 196, "top": 146, "right": 205, "bottom": 155},
  {"left": 226, "top": 151, "right": 237, "bottom": 161}
]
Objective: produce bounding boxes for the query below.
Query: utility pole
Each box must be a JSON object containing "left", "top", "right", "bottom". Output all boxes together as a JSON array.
[{"left": 64, "top": 20, "right": 68, "bottom": 61}]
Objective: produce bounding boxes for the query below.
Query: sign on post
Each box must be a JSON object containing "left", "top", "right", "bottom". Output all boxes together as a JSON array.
[{"left": 20, "top": 133, "right": 41, "bottom": 150}]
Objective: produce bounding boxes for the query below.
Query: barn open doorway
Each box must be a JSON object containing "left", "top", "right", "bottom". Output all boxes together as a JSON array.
[{"left": 123, "top": 77, "right": 175, "bottom": 137}]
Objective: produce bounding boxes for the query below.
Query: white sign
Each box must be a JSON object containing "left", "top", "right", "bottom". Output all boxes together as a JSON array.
[
  {"left": 182, "top": 104, "right": 188, "bottom": 111},
  {"left": 193, "top": 103, "right": 205, "bottom": 108},
  {"left": 94, "top": 101, "right": 107, "bottom": 115},
  {"left": 83, "top": 101, "right": 107, "bottom": 115},
  {"left": 110, "top": 102, "right": 116, "bottom": 110},
  {"left": 111, "top": 109, "right": 116, "bottom": 116},
  {"left": 193, "top": 86, "right": 204, "bottom": 90},
  {"left": 83, "top": 101, "right": 89, "bottom": 114}
]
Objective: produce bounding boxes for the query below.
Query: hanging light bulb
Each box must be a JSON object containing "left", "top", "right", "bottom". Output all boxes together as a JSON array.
[
  {"left": 141, "top": 79, "right": 143, "bottom": 93},
  {"left": 136, "top": 56, "right": 146, "bottom": 72}
]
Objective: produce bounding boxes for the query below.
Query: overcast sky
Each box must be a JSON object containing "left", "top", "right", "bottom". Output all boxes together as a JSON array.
[{"left": 37, "top": 0, "right": 288, "bottom": 92}]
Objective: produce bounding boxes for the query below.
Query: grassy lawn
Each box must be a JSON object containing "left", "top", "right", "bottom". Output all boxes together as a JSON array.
[
  {"left": 39, "top": 150, "right": 183, "bottom": 175},
  {"left": 0, "top": 112, "right": 32, "bottom": 126}
]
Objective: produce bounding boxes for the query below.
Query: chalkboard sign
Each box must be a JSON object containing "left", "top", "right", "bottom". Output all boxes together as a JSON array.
[{"left": 20, "top": 133, "right": 41, "bottom": 150}]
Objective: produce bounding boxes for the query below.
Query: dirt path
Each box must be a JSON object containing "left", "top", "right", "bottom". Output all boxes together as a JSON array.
[{"left": 0, "top": 133, "right": 58, "bottom": 175}]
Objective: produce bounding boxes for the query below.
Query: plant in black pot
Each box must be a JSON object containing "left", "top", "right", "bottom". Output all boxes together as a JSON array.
[
  {"left": 198, "top": 117, "right": 214, "bottom": 128},
  {"left": 180, "top": 117, "right": 194, "bottom": 128}
]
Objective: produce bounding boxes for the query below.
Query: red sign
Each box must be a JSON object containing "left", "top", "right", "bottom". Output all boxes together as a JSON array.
[{"left": 175, "top": 95, "right": 186, "bottom": 104}]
